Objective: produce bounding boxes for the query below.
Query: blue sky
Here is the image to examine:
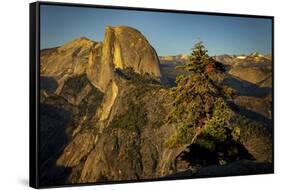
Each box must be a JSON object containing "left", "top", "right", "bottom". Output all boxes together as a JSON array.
[{"left": 40, "top": 5, "right": 272, "bottom": 56}]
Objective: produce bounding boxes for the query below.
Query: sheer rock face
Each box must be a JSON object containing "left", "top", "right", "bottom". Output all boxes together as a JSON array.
[
  {"left": 87, "top": 26, "right": 161, "bottom": 92},
  {"left": 110, "top": 26, "right": 161, "bottom": 76}
]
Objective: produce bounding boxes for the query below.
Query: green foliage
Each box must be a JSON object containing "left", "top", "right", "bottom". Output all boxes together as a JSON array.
[
  {"left": 183, "top": 41, "right": 210, "bottom": 73},
  {"left": 116, "top": 67, "right": 160, "bottom": 86},
  {"left": 203, "top": 98, "right": 234, "bottom": 140},
  {"left": 165, "top": 123, "right": 196, "bottom": 148},
  {"left": 166, "top": 41, "right": 237, "bottom": 150},
  {"left": 108, "top": 102, "right": 147, "bottom": 132}
]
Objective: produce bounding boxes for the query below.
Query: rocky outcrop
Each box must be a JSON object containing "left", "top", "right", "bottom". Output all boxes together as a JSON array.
[
  {"left": 40, "top": 37, "right": 95, "bottom": 95},
  {"left": 66, "top": 86, "right": 183, "bottom": 183},
  {"left": 41, "top": 25, "right": 162, "bottom": 132}
]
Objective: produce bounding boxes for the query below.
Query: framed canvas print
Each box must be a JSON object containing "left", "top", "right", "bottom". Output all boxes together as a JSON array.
[{"left": 29, "top": 1, "right": 274, "bottom": 188}]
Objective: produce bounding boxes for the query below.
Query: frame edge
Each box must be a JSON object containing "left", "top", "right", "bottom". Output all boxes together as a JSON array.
[{"left": 29, "top": 1, "right": 39, "bottom": 189}]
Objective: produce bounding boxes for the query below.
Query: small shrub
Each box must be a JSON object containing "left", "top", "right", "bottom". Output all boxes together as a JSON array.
[{"left": 115, "top": 67, "right": 161, "bottom": 86}]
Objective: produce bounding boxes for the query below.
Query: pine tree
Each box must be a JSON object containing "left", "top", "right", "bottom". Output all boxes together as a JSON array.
[{"left": 165, "top": 41, "right": 237, "bottom": 150}]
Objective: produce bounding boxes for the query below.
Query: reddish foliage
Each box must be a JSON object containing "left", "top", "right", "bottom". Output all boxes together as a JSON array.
[{"left": 205, "top": 63, "right": 215, "bottom": 73}]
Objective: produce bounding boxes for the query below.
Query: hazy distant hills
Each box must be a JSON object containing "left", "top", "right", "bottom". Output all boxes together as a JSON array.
[
  {"left": 214, "top": 52, "right": 272, "bottom": 66},
  {"left": 159, "top": 52, "right": 271, "bottom": 65},
  {"left": 159, "top": 54, "right": 190, "bottom": 63},
  {"left": 39, "top": 26, "right": 272, "bottom": 186}
]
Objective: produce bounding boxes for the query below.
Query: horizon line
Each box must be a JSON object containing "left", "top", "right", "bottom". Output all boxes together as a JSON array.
[{"left": 40, "top": 35, "right": 272, "bottom": 56}]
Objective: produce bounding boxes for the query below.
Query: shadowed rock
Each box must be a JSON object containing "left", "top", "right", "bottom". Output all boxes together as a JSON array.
[
  {"left": 164, "top": 160, "right": 273, "bottom": 179},
  {"left": 40, "top": 76, "right": 58, "bottom": 93}
]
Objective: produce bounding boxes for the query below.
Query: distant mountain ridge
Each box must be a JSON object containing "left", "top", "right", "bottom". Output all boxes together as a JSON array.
[
  {"left": 159, "top": 52, "right": 271, "bottom": 65},
  {"left": 159, "top": 53, "right": 189, "bottom": 62}
]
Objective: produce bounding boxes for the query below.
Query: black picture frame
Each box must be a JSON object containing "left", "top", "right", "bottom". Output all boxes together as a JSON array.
[{"left": 30, "top": 1, "right": 274, "bottom": 188}]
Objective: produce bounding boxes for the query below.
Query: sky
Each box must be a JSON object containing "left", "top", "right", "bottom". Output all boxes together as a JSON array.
[{"left": 40, "top": 5, "right": 272, "bottom": 56}]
